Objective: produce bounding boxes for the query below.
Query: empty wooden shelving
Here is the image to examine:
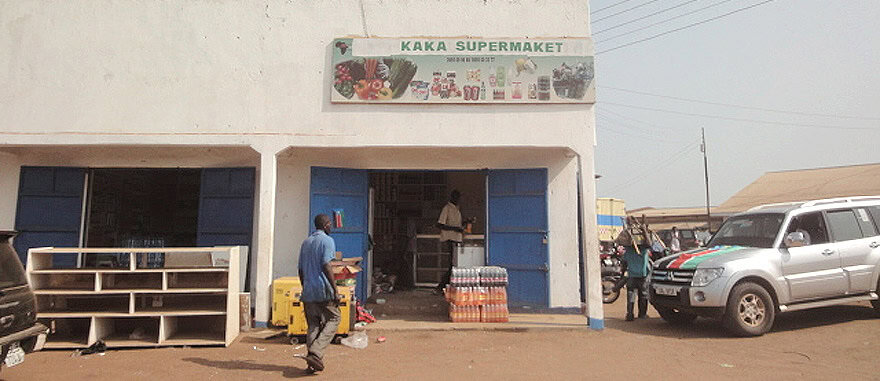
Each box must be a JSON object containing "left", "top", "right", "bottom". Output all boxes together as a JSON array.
[{"left": 26, "top": 247, "right": 242, "bottom": 349}]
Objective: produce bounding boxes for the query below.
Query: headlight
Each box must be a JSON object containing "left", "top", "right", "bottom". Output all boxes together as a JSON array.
[{"left": 691, "top": 268, "right": 724, "bottom": 287}]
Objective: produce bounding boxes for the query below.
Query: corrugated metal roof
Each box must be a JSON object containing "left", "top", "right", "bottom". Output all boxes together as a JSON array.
[
  {"left": 718, "top": 163, "right": 880, "bottom": 213},
  {"left": 627, "top": 207, "right": 717, "bottom": 217}
]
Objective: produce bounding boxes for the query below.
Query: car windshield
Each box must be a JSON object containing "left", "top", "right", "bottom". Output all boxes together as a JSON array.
[
  {"left": 707, "top": 213, "right": 785, "bottom": 248},
  {"left": 0, "top": 247, "right": 28, "bottom": 289}
]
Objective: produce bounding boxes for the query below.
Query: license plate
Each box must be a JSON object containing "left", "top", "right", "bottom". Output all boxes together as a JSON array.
[
  {"left": 654, "top": 285, "right": 680, "bottom": 296},
  {"left": 4, "top": 342, "right": 25, "bottom": 368}
]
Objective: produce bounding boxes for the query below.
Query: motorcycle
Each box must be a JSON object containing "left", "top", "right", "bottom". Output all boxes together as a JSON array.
[{"left": 600, "top": 251, "right": 625, "bottom": 304}]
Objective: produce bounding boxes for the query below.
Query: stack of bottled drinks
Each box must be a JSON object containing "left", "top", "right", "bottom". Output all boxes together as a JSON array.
[{"left": 446, "top": 266, "right": 509, "bottom": 323}]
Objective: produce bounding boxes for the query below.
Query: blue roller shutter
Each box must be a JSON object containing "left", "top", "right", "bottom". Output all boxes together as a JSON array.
[
  {"left": 309, "top": 167, "right": 369, "bottom": 302},
  {"left": 14, "top": 167, "right": 86, "bottom": 267},
  {"left": 488, "top": 168, "right": 550, "bottom": 307},
  {"left": 197, "top": 168, "right": 255, "bottom": 248}
]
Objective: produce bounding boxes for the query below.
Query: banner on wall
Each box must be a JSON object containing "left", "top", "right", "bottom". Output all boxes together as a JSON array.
[{"left": 330, "top": 37, "right": 595, "bottom": 104}]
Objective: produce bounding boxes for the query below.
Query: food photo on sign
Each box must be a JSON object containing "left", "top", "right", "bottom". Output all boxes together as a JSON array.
[{"left": 329, "top": 38, "right": 595, "bottom": 104}]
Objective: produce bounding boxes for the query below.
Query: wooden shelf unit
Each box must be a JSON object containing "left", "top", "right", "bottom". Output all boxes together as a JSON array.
[{"left": 27, "top": 247, "right": 241, "bottom": 348}]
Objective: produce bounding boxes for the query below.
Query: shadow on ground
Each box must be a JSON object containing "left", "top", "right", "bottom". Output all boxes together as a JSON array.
[
  {"left": 182, "top": 357, "right": 313, "bottom": 379},
  {"left": 605, "top": 303, "right": 878, "bottom": 339}
]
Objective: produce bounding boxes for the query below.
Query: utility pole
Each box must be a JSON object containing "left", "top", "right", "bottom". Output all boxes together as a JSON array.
[{"left": 701, "top": 128, "right": 711, "bottom": 231}]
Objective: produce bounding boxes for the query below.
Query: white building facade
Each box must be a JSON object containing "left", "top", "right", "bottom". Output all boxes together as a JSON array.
[{"left": 0, "top": 0, "right": 603, "bottom": 328}]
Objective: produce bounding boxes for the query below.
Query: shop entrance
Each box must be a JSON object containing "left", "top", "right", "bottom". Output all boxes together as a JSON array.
[
  {"left": 14, "top": 166, "right": 255, "bottom": 276},
  {"left": 366, "top": 170, "right": 486, "bottom": 320},
  {"left": 308, "top": 165, "right": 550, "bottom": 310}
]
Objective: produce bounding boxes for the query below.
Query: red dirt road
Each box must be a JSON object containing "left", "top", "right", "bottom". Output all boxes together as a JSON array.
[{"left": 3, "top": 300, "right": 878, "bottom": 380}]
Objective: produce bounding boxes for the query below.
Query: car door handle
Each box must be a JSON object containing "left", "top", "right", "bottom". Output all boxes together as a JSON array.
[
  {"left": 870, "top": 242, "right": 879, "bottom": 249},
  {"left": 821, "top": 249, "right": 835, "bottom": 256}
]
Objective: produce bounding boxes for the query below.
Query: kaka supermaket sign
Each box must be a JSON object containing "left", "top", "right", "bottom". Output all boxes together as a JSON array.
[{"left": 330, "top": 37, "right": 595, "bottom": 104}]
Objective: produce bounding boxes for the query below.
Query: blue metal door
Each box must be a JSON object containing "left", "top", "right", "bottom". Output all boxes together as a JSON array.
[
  {"left": 14, "top": 167, "right": 86, "bottom": 267},
  {"left": 488, "top": 168, "right": 550, "bottom": 307},
  {"left": 309, "top": 167, "right": 369, "bottom": 302},
  {"left": 197, "top": 168, "right": 255, "bottom": 248}
]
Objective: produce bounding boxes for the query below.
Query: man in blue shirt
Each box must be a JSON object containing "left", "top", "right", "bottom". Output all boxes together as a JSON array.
[{"left": 298, "top": 214, "right": 340, "bottom": 373}]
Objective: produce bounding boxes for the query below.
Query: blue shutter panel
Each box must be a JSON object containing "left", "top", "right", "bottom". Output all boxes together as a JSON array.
[
  {"left": 309, "top": 167, "right": 369, "bottom": 302},
  {"left": 488, "top": 168, "right": 550, "bottom": 307},
  {"left": 197, "top": 168, "right": 255, "bottom": 248},
  {"left": 14, "top": 167, "right": 86, "bottom": 267}
]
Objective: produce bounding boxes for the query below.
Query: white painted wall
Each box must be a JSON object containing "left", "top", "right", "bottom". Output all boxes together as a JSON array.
[
  {"left": 0, "top": 1, "right": 593, "bottom": 154},
  {"left": 274, "top": 147, "right": 583, "bottom": 307}
]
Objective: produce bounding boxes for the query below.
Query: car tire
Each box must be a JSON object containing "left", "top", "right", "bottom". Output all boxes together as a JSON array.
[
  {"left": 872, "top": 278, "right": 880, "bottom": 315},
  {"left": 655, "top": 306, "right": 698, "bottom": 325},
  {"left": 723, "top": 282, "right": 775, "bottom": 337}
]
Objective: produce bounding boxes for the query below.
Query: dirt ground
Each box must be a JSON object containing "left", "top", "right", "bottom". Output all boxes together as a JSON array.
[{"left": 3, "top": 297, "right": 879, "bottom": 381}]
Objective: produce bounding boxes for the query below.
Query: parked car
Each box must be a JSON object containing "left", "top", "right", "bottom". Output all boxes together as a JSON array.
[
  {"left": 0, "top": 231, "right": 47, "bottom": 372},
  {"left": 658, "top": 228, "right": 701, "bottom": 251},
  {"left": 649, "top": 197, "right": 880, "bottom": 336}
]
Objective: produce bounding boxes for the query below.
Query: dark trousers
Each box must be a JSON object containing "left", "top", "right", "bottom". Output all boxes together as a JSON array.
[
  {"left": 437, "top": 241, "right": 458, "bottom": 290},
  {"left": 626, "top": 277, "right": 649, "bottom": 317},
  {"left": 303, "top": 301, "right": 341, "bottom": 359}
]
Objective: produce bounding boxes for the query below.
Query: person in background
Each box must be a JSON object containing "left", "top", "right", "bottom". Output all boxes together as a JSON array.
[
  {"left": 616, "top": 226, "right": 652, "bottom": 321},
  {"left": 695, "top": 227, "right": 712, "bottom": 246},
  {"left": 434, "top": 190, "right": 463, "bottom": 295},
  {"left": 669, "top": 226, "right": 681, "bottom": 254},
  {"left": 297, "top": 214, "right": 341, "bottom": 373}
]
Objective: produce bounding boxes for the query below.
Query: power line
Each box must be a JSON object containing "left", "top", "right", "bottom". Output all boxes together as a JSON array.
[
  {"left": 596, "top": 113, "right": 689, "bottom": 143},
  {"left": 601, "top": 101, "right": 878, "bottom": 130},
  {"left": 600, "top": 108, "right": 688, "bottom": 132},
  {"left": 598, "top": 111, "right": 693, "bottom": 138},
  {"left": 595, "top": 0, "right": 701, "bottom": 35},
  {"left": 600, "top": 86, "right": 880, "bottom": 121},
  {"left": 593, "top": 0, "right": 664, "bottom": 23},
  {"left": 597, "top": 0, "right": 776, "bottom": 54},
  {"left": 592, "top": 0, "right": 635, "bottom": 15},
  {"left": 598, "top": 0, "right": 736, "bottom": 43},
  {"left": 609, "top": 140, "right": 701, "bottom": 193}
]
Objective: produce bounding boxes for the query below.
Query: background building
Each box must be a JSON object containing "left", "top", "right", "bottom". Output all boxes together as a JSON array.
[{"left": 717, "top": 163, "right": 880, "bottom": 214}]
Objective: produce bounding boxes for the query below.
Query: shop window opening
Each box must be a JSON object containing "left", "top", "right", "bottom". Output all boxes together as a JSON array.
[{"left": 83, "top": 169, "right": 201, "bottom": 267}]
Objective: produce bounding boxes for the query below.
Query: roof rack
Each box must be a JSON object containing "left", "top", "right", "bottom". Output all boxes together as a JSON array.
[
  {"left": 801, "top": 196, "right": 880, "bottom": 208},
  {"left": 746, "top": 201, "right": 804, "bottom": 212}
]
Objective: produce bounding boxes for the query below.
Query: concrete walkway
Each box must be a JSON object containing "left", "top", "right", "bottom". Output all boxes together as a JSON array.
[{"left": 368, "top": 313, "right": 589, "bottom": 331}]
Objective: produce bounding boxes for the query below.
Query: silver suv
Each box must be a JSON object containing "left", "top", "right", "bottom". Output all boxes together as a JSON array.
[{"left": 650, "top": 196, "right": 880, "bottom": 336}]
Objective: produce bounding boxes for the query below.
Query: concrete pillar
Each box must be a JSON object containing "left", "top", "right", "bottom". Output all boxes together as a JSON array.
[
  {"left": 253, "top": 147, "right": 280, "bottom": 327},
  {"left": 578, "top": 152, "right": 604, "bottom": 329},
  {"left": 0, "top": 151, "right": 21, "bottom": 231}
]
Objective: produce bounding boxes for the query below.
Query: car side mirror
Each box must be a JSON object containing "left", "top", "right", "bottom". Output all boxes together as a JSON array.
[{"left": 784, "top": 231, "right": 807, "bottom": 248}]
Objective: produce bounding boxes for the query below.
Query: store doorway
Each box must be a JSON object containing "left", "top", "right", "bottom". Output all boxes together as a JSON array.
[{"left": 368, "top": 170, "right": 486, "bottom": 319}]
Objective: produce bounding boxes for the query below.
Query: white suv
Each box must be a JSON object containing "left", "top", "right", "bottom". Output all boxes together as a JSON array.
[{"left": 650, "top": 196, "right": 880, "bottom": 336}]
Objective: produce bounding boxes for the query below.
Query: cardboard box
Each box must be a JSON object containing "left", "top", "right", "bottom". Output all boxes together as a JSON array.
[{"left": 330, "top": 253, "right": 362, "bottom": 280}]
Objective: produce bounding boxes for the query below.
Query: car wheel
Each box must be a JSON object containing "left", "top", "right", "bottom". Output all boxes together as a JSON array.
[
  {"left": 872, "top": 278, "right": 880, "bottom": 315},
  {"left": 723, "top": 282, "right": 775, "bottom": 337},
  {"left": 655, "top": 306, "right": 698, "bottom": 325}
]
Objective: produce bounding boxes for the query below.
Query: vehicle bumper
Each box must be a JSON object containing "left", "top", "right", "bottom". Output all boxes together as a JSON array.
[
  {"left": 650, "top": 280, "right": 728, "bottom": 318},
  {"left": 0, "top": 323, "right": 48, "bottom": 351}
]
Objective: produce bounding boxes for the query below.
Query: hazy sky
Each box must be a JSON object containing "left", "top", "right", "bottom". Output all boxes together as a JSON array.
[{"left": 591, "top": 0, "right": 880, "bottom": 209}]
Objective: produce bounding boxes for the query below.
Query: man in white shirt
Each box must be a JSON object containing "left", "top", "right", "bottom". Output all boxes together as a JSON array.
[
  {"left": 669, "top": 226, "right": 681, "bottom": 253},
  {"left": 434, "top": 190, "right": 463, "bottom": 294}
]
